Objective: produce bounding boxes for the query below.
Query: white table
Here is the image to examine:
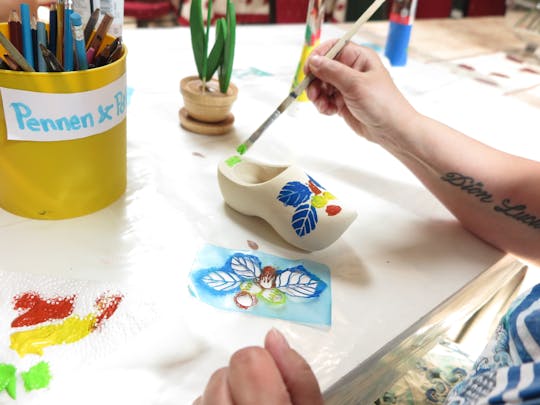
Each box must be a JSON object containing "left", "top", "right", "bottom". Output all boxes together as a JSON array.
[{"left": 0, "top": 20, "right": 538, "bottom": 404}]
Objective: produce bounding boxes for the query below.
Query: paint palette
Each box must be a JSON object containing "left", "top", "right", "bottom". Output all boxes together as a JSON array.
[{"left": 0, "top": 270, "right": 160, "bottom": 401}]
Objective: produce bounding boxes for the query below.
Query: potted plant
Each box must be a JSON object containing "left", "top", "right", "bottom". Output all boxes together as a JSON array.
[{"left": 180, "top": 0, "right": 238, "bottom": 135}]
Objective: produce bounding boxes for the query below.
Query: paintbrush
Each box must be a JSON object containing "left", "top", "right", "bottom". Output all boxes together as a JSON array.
[{"left": 236, "top": 0, "right": 387, "bottom": 155}]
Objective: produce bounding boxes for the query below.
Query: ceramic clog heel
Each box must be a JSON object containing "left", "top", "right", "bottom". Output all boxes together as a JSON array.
[{"left": 217, "top": 156, "right": 357, "bottom": 251}]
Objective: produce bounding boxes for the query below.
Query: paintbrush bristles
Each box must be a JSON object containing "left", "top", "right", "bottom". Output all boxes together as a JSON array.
[{"left": 236, "top": 0, "right": 387, "bottom": 155}]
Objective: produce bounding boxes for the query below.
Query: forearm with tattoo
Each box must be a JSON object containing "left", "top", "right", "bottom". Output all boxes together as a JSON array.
[{"left": 441, "top": 172, "right": 540, "bottom": 230}]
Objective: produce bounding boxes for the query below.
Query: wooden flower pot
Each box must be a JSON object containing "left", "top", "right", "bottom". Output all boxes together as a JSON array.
[{"left": 179, "top": 76, "right": 238, "bottom": 135}]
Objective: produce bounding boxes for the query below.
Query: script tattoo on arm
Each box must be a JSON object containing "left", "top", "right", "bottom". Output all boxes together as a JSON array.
[
  {"left": 440, "top": 172, "right": 494, "bottom": 203},
  {"left": 494, "top": 199, "right": 540, "bottom": 229},
  {"left": 440, "top": 172, "right": 540, "bottom": 231}
]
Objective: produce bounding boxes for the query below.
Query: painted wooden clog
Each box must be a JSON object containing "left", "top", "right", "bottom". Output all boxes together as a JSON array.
[{"left": 217, "top": 156, "right": 357, "bottom": 251}]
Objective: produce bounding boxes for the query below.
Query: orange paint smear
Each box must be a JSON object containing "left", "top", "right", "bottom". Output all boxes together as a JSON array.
[
  {"left": 10, "top": 292, "right": 123, "bottom": 357},
  {"left": 93, "top": 293, "right": 123, "bottom": 329}
]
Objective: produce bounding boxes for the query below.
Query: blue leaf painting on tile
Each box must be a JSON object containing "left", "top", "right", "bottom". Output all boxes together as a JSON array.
[
  {"left": 189, "top": 245, "right": 331, "bottom": 326},
  {"left": 277, "top": 175, "right": 344, "bottom": 237}
]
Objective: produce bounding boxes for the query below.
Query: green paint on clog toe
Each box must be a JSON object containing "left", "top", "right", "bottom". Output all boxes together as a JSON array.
[{"left": 226, "top": 155, "right": 242, "bottom": 167}]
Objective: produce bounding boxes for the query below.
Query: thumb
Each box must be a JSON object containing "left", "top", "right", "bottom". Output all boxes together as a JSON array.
[
  {"left": 308, "top": 54, "right": 359, "bottom": 96},
  {"left": 264, "top": 329, "right": 323, "bottom": 405}
]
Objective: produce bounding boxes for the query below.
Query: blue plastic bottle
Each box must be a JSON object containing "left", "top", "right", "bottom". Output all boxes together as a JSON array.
[{"left": 384, "top": 0, "right": 418, "bottom": 66}]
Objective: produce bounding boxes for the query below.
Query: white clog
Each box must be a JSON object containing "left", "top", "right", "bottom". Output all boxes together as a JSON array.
[{"left": 217, "top": 156, "right": 357, "bottom": 251}]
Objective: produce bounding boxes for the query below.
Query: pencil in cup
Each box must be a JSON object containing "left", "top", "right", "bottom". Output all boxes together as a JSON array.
[
  {"left": 86, "top": 12, "right": 113, "bottom": 65},
  {"left": 8, "top": 9, "right": 23, "bottom": 53},
  {"left": 70, "top": 12, "right": 88, "bottom": 70},
  {"left": 56, "top": 0, "right": 64, "bottom": 63},
  {"left": 0, "top": 31, "right": 34, "bottom": 72},
  {"left": 0, "top": 21, "right": 128, "bottom": 220}
]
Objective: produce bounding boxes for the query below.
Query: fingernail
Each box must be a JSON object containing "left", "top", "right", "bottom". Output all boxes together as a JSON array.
[
  {"left": 268, "top": 328, "right": 290, "bottom": 351},
  {"left": 310, "top": 55, "right": 322, "bottom": 69}
]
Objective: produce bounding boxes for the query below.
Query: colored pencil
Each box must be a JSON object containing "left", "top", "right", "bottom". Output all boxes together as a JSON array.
[
  {"left": 3, "top": 54, "right": 21, "bottom": 70},
  {"left": 49, "top": 3, "right": 57, "bottom": 54},
  {"left": 8, "top": 9, "right": 23, "bottom": 53},
  {"left": 0, "top": 58, "right": 12, "bottom": 70},
  {"left": 64, "top": 1, "right": 74, "bottom": 71},
  {"left": 87, "top": 12, "right": 113, "bottom": 57},
  {"left": 37, "top": 21, "right": 48, "bottom": 72},
  {"left": 56, "top": 0, "right": 64, "bottom": 63},
  {"left": 70, "top": 12, "right": 88, "bottom": 70},
  {"left": 84, "top": 8, "right": 100, "bottom": 45},
  {"left": 31, "top": 15, "right": 38, "bottom": 71},
  {"left": 20, "top": 3, "right": 34, "bottom": 68},
  {"left": 0, "top": 32, "right": 35, "bottom": 72}
]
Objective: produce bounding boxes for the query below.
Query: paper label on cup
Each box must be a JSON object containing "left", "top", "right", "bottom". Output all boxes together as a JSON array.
[{"left": 1, "top": 74, "right": 127, "bottom": 142}]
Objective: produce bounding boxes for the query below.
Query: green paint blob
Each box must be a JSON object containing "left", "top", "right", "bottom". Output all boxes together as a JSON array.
[
  {"left": 0, "top": 364, "right": 17, "bottom": 399},
  {"left": 225, "top": 155, "right": 242, "bottom": 167},
  {"left": 236, "top": 143, "right": 247, "bottom": 155},
  {"left": 21, "top": 362, "right": 51, "bottom": 392}
]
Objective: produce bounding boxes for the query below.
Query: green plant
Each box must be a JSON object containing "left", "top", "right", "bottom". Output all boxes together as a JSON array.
[{"left": 190, "top": 0, "right": 236, "bottom": 94}]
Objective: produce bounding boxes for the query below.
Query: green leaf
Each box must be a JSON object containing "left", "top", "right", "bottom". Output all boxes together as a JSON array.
[
  {"left": 219, "top": 0, "right": 236, "bottom": 93},
  {"left": 205, "top": 18, "right": 226, "bottom": 80},
  {"left": 190, "top": 0, "right": 205, "bottom": 79},
  {"left": 202, "top": 0, "right": 213, "bottom": 80}
]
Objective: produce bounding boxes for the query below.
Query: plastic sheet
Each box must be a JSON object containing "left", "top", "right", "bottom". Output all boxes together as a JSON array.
[{"left": 1, "top": 24, "right": 536, "bottom": 403}]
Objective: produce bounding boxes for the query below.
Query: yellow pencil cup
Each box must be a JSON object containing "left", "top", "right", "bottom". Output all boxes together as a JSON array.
[{"left": 0, "top": 24, "right": 127, "bottom": 219}]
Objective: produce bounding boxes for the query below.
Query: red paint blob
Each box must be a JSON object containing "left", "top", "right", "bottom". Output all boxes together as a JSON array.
[
  {"left": 490, "top": 72, "right": 510, "bottom": 79},
  {"left": 520, "top": 67, "right": 540, "bottom": 75},
  {"left": 11, "top": 292, "right": 75, "bottom": 328},
  {"left": 474, "top": 77, "right": 498, "bottom": 87},
  {"left": 247, "top": 240, "right": 259, "bottom": 250},
  {"left": 326, "top": 205, "right": 342, "bottom": 216},
  {"left": 506, "top": 54, "right": 523, "bottom": 63},
  {"left": 308, "top": 181, "right": 322, "bottom": 195},
  {"left": 458, "top": 64, "right": 475, "bottom": 71}
]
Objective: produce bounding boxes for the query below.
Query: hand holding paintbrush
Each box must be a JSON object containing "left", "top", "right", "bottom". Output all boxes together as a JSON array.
[{"left": 236, "top": 0, "right": 387, "bottom": 155}]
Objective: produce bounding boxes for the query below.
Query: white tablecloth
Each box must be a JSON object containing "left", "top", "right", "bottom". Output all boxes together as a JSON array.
[{"left": 1, "top": 23, "right": 538, "bottom": 404}]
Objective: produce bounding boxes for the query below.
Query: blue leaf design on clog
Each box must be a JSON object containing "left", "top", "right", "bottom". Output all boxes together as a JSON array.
[
  {"left": 277, "top": 181, "right": 312, "bottom": 207},
  {"left": 197, "top": 269, "right": 242, "bottom": 295},
  {"left": 292, "top": 203, "right": 318, "bottom": 237},
  {"left": 275, "top": 265, "right": 327, "bottom": 298},
  {"left": 228, "top": 253, "right": 262, "bottom": 279}
]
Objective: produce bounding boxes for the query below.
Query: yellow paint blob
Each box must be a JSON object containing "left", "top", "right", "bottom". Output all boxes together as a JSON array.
[
  {"left": 10, "top": 315, "right": 97, "bottom": 357},
  {"left": 322, "top": 191, "right": 336, "bottom": 201},
  {"left": 311, "top": 194, "right": 327, "bottom": 208}
]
